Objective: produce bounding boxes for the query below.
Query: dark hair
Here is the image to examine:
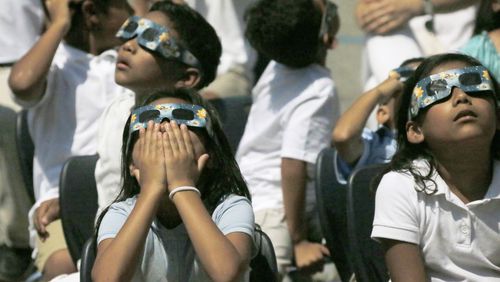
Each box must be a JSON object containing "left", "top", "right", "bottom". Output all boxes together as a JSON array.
[
  {"left": 400, "top": 57, "right": 425, "bottom": 68},
  {"left": 150, "top": 1, "right": 222, "bottom": 88},
  {"left": 384, "top": 53, "right": 500, "bottom": 194},
  {"left": 95, "top": 88, "right": 250, "bottom": 236},
  {"left": 245, "top": 0, "right": 323, "bottom": 68},
  {"left": 473, "top": 0, "right": 500, "bottom": 34}
]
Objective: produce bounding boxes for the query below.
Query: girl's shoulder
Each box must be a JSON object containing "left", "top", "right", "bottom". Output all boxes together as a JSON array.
[
  {"left": 214, "top": 194, "right": 251, "bottom": 211},
  {"left": 106, "top": 196, "right": 138, "bottom": 216}
]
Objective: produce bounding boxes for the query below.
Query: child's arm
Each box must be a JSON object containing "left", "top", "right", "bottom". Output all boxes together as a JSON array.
[
  {"left": 381, "top": 239, "right": 427, "bottom": 282},
  {"left": 281, "top": 158, "right": 330, "bottom": 271},
  {"left": 93, "top": 122, "right": 167, "bottom": 281},
  {"left": 332, "top": 75, "right": 402, "bottom": 165},
  {"left": 8, "top": 0, "right": 71, "bottom": 102},
  {"left": 163, "top": 121, "right": 253, "bottom": 281}
]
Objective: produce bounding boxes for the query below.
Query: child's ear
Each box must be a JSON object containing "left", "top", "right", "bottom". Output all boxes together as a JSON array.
[
  {"left": 322, "top": 34, "right": 337, "bottom": 50},
  {"left": 82, "top": 0, "right": 99, "bottom": 31},
  {"left": 406, "top": 121, "right": 424, "bottom": 144},
  {"left": 175, "top": 68, "right": 201, "bottom": 89},
  {"left": 376, "top": 106, "right": 390, "bottom": 125}
]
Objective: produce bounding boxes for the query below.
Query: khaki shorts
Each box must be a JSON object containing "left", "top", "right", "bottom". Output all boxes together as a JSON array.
[
  {"left": 254, "top": 208, "right": 322, "bottom": 274},
  {"left": 203, "top": 65, "right": 252, "bottom": 98},
  {"left": 34, "top": 219, "right": 68, "bottom": 272}
]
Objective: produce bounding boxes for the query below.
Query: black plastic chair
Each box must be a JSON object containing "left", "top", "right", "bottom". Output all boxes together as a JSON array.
[
  {"left": 250, "top": 226, "right": 278, "bottom": 282},
  {"left": 15, "top": 109, "right": 35, "bottom": 204},
  {"left": 209, "top": 95, "right": 252, "bottom": 153},
  {"left": 59, "top": 154, "right": 99, "bottom": 266},
  {"left": 314, "top": 147, "right": 353, "bottom": 281},
  {"left": 346, "top": 164, "right": 389, "bottom": 282},
  {"left": 80, "top": 237, "right": 96, "bottom": 282},
  {"left": 80, "top": 226, "right": 278, "bottom": 282}
]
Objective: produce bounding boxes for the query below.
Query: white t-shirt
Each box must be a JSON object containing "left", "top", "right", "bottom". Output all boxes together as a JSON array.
[
  {"left": 94, "top": 92, "right": 135, "bottom": 212},
  {"left": 236, "top": 60, "right": 339, "bottom": 212},
  {"left": 98, "top": 194, "right": 255, "bottom": 281},
  {"left": 0, "top": 0, "right": 44, "bottom": 63},
  {"left": 12, "top": 43, "right": 128, "bottom": 245},
  {"left": 182, "top": 0, "right": 256, "bottom": 79},
  {"left": 372, "top": 159, "right": 500, "bottom": 281}
]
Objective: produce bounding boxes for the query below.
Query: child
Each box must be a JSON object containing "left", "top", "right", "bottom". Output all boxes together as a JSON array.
[
  {"left": 94, "top": 1, "right": 222, "bottom": 213},
  {"left": 460, "top": 0, "right": 500, "bottom": 80},
  {"left": 237, "top": 0, "right": 340, "bottom": 278},
  {"left": 332, "top": 58, "right": 424, "bottom": 183},
  {"left": 8, "top": 0, "right": 132, "bottom": 279},
  {"left": 92, "top": 88, "right": 254, "bottom": 281},
  {"left": 371, "top": 53, "right": 500, "bottom": 281}
]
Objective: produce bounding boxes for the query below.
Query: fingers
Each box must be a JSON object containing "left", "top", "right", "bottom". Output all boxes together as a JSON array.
[
  {"left": 34, "top": 205, "right": 48, "bottom": 239},
  {"left": 197, "top": 154, "right": 210, "bottom": 173}
]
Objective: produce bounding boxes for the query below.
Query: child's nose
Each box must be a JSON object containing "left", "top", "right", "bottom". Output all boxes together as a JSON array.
[
  {"left": 120, "top": 38, "right": 138, "bottom": 53},
  {"left": 451, "top": 87, "right": 472, "bottom": 105}
]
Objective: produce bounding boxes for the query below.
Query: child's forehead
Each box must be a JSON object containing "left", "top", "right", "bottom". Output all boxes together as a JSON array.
[
  {"left": 151, "top": 97, "right": 189, "bottom": 105},
  {"left": 144, "top": 11, "right": 180, "bottom": 39},
  {"left": 429, "top": 61, "right": 469, "bottom": 76}
]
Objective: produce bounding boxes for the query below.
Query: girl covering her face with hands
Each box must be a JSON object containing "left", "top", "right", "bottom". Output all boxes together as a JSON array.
[{"left": 92, "top": 89, "right": 254, "bottom": 282}]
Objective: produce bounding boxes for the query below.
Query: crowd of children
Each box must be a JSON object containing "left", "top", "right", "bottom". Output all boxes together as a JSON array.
[{"left": 0, "top": 0, "right": 499, "bottom": 281}]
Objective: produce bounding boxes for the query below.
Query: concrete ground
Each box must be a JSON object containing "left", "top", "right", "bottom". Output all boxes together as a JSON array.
[{"left": 326, "top": 1, "right": 366, "bottom": 114}]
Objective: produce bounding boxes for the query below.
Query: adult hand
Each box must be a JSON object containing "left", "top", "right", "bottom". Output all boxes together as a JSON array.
[
  {"left": 293, "top": 240, "right": 330, "bottom": 274},
  {"left": 132, "top": 121, "right": 168, "bottom": 196},
  {"left": 356, "top": 0, "right": 422, "bottom": 34},
  {"left": 33, "top": 198, "right": 60, "bottom": 241},
  {"left": 162, "top": 121, "right": 209, "bottom": 191}
]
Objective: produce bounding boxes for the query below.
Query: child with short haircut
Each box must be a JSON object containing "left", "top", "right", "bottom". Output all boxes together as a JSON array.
[
  {"left": 8, "top": 0, "right": 133, "bottom": 279},
  {"left": 332, "top": 58, "right": 424, "bottom": 183},
  {"left": 237, "top": 0, "right": 340, "bottom": 278},
  {"left": 372, "top": 53, "right": 500, "bottom": 281},
  {"left": 94, "top": 0, "right": 222, "bottom": 213}
]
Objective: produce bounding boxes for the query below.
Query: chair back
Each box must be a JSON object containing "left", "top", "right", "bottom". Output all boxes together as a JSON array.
[
  {"left": 80, "top": 237, "right": 96, "bottom": 282},
  {"left": 346, "top": 164, "right": 388, "bottom": 282},
  {"left": 209, "top": 95, "right": 252, "bottom": 153},
  {"left": 250, "top": 226, "right": 278, "bottom": 282},
  {"left": 15, "top": 109, "right": 35, "bottom": 204},
  {"left": 314, "top": 147, "right": 353, "bottom": 281},
  {"left": 59, "top": 154, "right": 99, "bottom": 265}
]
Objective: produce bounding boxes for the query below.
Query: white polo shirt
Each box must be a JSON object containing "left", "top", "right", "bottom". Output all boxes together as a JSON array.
[
  {"left": 236, "top": 61, "right": 339, "bottom": 212},
  {"left": 0, "top": 0, "right": 44, "bottom": 63},
  {"left": 372, "top": 159, "right": 500, "bottom": 281}
]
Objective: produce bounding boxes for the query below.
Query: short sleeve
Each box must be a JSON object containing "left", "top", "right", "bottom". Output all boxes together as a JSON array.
[
  {"left": 281, "top": 90, "right": 334, "bottom": 164},
  {"left": 212, "top": 195, "right": 255, "bottom": 237},
  {"left": 97, "top": 200, "right": 133, "bottom": 244},
  {"left": 371, "top": 171, "right": 421, "bottom": 244}
]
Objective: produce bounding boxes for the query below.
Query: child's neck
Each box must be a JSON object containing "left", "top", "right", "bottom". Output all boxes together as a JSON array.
[{"left": 433, "top": 143, "right": 493, "bottom": 203}]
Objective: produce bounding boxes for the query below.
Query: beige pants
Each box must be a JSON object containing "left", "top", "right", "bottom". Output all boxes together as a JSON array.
[
  {"left": 34, "top": 220, "right": 68, "bottom": 271},
  {"left": 203, "top": 65, "right": 252, "bottom": 98},
  {"left": 255, "top": 207, "right": 327, "bottom": 281},
  {"left": 0, "top": 66, "right": 31, "bottom": 248}
]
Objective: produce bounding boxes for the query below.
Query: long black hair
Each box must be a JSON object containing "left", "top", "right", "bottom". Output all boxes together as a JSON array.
[
  {"left": 95, "top": 88, "right": 250, "bottom": 236},
  {"left": 382, "top": 53, "right": 500, "bottom": 194}
]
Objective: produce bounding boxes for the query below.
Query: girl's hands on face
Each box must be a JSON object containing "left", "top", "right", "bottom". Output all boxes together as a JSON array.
[
  {"left": 133, "top": 121, "right": 168, "bottom": 196},
  {"left": 162, "top": 121, "right": 210, "bottom": 192}
]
